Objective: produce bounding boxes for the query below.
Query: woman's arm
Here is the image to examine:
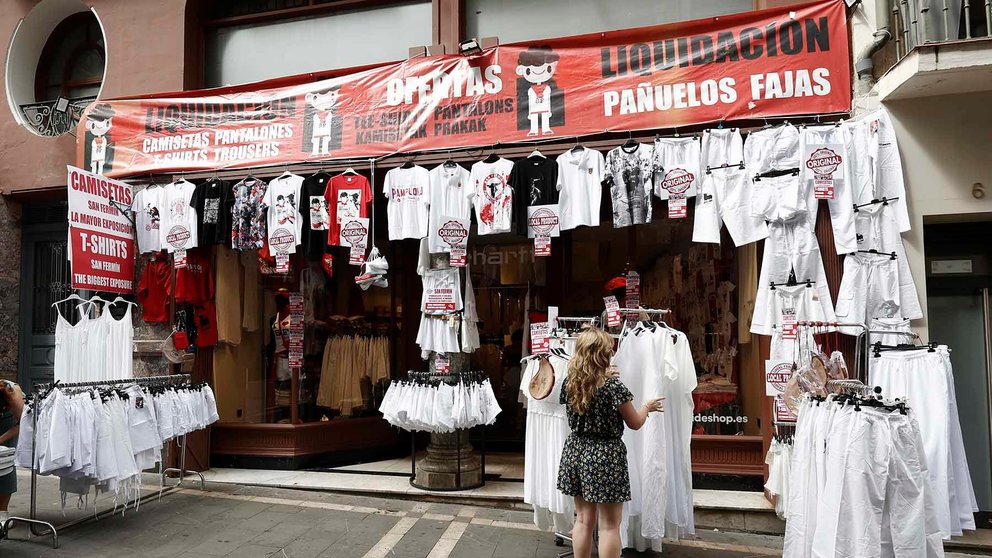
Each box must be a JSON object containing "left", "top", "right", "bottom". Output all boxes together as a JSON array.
[
  {"left": 0, "top": 382, "right": 23, "bottom": 445},
  {"left": 620, "top": 397, "right": 665, "bottom": 431}
]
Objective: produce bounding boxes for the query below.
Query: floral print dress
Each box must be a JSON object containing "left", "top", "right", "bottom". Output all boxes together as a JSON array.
[
  {"left": 556, "top": 376, "right": 634, "bottom": 503},
  {"left": 230, "top": 177, "right": 268, "bottom": 250}
]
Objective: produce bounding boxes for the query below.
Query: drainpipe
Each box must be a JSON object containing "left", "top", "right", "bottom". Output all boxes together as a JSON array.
[{"left": 855, "top": 0, "right": 893, "bottom": 80}]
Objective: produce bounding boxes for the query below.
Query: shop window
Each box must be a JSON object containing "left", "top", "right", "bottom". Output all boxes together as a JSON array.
[
  {"left": 34, "top": 12, "right": 106, "bottom": 102},
  {"left": 202, "top": 1, "right": 432, "bottom": 87},
  {"left": 465, "top": 0, "right": 753, "bottom": 45}
]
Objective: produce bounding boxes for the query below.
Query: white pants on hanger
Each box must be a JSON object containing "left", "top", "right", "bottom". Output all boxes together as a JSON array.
[
  {"left": 855, "top": 203, "right": 923, "bottom": 320},
  {"left": 799, "top": 124, "right": 858, "bottom": 254},
  {"left": 744, "top": 123, "right": 801, "bottom": 175},
  {"left": 835, "top": 254, "right": 901, "bottom": 333},
  {"left": 700, "top": 128, "right": 744, "bottom": 169},
  {"left": 652, "top": 136, "right": 701, "bottom": 199},
  {"left": 848, "top": 109, "right": 912, "bottom": 233},
  {"left": 751, "top": 219, "right": 836, "bottom": 336},
  {"left": 692, "top": 168, "right": 769, "bottom": 247}
]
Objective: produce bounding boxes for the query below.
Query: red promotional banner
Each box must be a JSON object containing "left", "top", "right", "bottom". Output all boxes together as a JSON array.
[
  {"left": 67, "top": 166, "right": 135, "bottom": 293},
  {"left": 77, "top": 0, "right": 850, "bottom": 178}
]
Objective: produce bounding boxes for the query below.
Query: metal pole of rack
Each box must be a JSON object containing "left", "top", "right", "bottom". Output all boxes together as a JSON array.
[{"left": 2, "top": 374, "right": 194, "bottom": 549}]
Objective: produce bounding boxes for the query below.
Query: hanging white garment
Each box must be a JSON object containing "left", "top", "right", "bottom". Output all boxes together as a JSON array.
[
  {"left": 848, "top": 108, "right": 911, "bottom": 233},
  {"left": 461, "top": 264, "right": 480, "bottom": 354},
  {"left": 744, "top": 123, "right": 800, "bottom": 175},
  {"left": 798, "top": 124, "right": 858, "bottom": 254},
  {"left": 105, "top": 303, "right": 135, "bottom": 380},
  {"left": 520, "top": 355, "right": 574, "bottom": 533},
  {"left": 854, "top": 202, "right": 923, "bottom": 320}
]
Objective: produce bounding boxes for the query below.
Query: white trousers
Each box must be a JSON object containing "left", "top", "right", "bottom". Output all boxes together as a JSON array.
[
  {"left": 848, "top": 109, "right": 912, "bottom": 233},
  {"left": 752, "top": 219, "right": 835, "bottom": 335},
  {"left": 799, "top": 124, "right": 857, "bottom": 254},
  {"left": 700, "top": 127, "right": 744, "bottom": 169}
]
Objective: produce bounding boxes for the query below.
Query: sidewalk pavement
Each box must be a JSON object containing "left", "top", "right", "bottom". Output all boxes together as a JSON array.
[{"left": 1, "top": 473, "right": 988, "bottom": 558}]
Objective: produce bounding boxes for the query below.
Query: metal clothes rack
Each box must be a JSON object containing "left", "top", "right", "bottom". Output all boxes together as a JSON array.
[{"left": 1, "top": 374, "right": 202, "bottom": 549}]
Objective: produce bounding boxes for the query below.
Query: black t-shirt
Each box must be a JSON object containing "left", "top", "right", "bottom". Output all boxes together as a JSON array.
[
  {"left": 190, "top": 179, "right": 233, "bottom": 245},
  {"left": 300, "top": 171, "right": 332, "bottom": 260},
  {"left": 509, "top": 156, "right": 559, "bottom": 235}
]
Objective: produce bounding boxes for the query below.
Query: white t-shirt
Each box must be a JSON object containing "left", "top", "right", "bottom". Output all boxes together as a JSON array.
[
  {"left": 262, "top": 174, "right": 304, "bottom": 254},
  {"left": 428, "top": 163, "right": 473, "bottom": 252},
  {"left": 131, "top": 185, "right": 163, "bottom": 253},
  {"left": 555, "top": 147, "right": 605, "bottom": 231},
  {"left": 160, "top": 180, "right": 198, "bottom": 252},
  {"left": 383, "top": 165, "right": 430, "bottom": 240},
  {"left": 470, "top": 157, "right": 514, "bottom": 235}
]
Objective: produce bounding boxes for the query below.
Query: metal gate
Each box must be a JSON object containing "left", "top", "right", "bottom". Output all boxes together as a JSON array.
[{"left": 17, "top": 204, "right": 73, "bottom": 390}]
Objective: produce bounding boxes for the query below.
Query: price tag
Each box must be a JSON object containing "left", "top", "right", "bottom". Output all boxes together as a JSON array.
[
  {"left": 814, "top": 178, "right": 835, "bottom": 200},
  {"left": 668, "top": 194, "right": 687, "bottom": 219},
  {"left": 174, "top": 249, "right": 188, "bottom": 269},
  {"left": 530, "top": 322, "right": 550, "bottom": 355},
  {"left": 435, "top": 354, "right": 451, "bottom": 374},
  {"left": 604, "top": 295, "right": 621, "bottom": 327},
  {"left": 449, "top": 246, "right": 466, "bottom": 267},
  {"left": 775, "top": 396, "right": 797, "bottom": 423},
  {"left": 765, "top": 360, "right": 794, "bottom": 396},
  {"left": 534, "top": 234, "right": 551, "bottom": 257},
  {"left": 288, "top": 292, "right": 304, "bottom": 367},
  {"left": 781, "top": 307, "right": 798, "bottom": 341},
  {"left": 349, "top": 243, "right": 366, "bottom": 266},
  {"left": 275, "top": 253, "right": 290, "bottom": 273}
]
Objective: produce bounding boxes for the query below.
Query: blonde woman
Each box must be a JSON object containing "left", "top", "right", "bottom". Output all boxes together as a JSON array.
[{"left": 557, "top": 327, "right": 664, "bottom": 558}]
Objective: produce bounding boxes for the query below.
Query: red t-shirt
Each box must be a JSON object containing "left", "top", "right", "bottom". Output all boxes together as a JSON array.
[
  {"left": 137, "top": 260, "right": 170, "bottom": 323},
  {"left": 173, "top": 250, "right": 214, "bottom": 304},
  {"left": 325, "top": 173, "right": 372, "bottom": 246}
]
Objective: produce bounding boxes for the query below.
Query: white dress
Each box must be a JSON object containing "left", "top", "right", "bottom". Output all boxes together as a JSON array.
[
  {"left": 104, "top": 303, "right": 134, "bottom": 380},
  {"left": 520, "top": 355, "right": 574, "bottom": 533}
]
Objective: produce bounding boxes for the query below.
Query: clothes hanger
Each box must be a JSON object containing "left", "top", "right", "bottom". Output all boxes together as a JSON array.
[
  {"left": 483, "top": 145, "right": 500, "bottom": 164},
  {"left": 400, "top": 154, "right": 416, "bottom": 169},
  {"left": 52, "top": 293, "right": 86, "bottom": 308},
  {"left": 342, "top": 166, "right": 359, "bottom": 175},
  {"left": 569, "top": 137, "right": 584, "bottom": 154},
  {"left": 442, "top": 150, "right": 458, "bottom": 169},
  {"left": 528, "top": 148, "right": 545, "bottom": 158},
  {"left": 109, "top": 296, "right": 137, "bottom": 307},
  {"left": 621, "top": 131, "right": 638, "bottom": 151}
]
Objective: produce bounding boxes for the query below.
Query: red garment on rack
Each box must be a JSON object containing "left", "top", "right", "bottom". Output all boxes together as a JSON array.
[
  {"left": 173, "top": 250, "right": 214, "bottom": 304},
  {"left": 137, "top": 259, "right": 170, "bottom": 323}
]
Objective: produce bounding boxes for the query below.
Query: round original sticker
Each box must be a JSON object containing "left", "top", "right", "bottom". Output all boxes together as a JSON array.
[
  {"left": 165, "top": 225, "right": 191, "bottom": 249},
  {"left": 269, "top": 227, "right": 296, "bottom": 254},
  {"left": 806, "top": 147, "right": 843, "bottom": 176},
  {"left": 661, "top": 168, "right": 695, "bottom": 194},
  {"left": 438, "top": 220, "right": 469, "bottom": 247},
  {"left": 766, "top": 362, "right": 794, "bottom": 394},
  {"left": 340, "top": 219, "right": 368, "bottom": 246}
]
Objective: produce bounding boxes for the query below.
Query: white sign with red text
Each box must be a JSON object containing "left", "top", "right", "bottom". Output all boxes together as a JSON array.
[{"left": 66, "top": 165, "right": 135, "bottom": 293}]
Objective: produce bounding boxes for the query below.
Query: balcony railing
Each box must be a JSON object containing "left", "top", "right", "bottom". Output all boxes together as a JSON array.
[
  {"left": 891, "top": 1, "right": 992, "bottom": 59},
  {"left": 18, "top": 96, "right": 96, "bottom": 137}
]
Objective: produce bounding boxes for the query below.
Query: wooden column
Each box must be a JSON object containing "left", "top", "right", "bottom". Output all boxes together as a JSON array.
[{"left": 433, "top": 0, "right": 463, "bottom": 54}]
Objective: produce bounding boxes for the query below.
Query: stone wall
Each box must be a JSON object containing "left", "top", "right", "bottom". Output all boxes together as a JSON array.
[{"left": 0, "top": 196, "right": 21, "bottom": 383}]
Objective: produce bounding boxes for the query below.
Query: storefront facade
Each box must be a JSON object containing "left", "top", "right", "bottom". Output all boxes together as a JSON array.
[{"left": 1, "top": 0, "right": 991, "bottom": 518}]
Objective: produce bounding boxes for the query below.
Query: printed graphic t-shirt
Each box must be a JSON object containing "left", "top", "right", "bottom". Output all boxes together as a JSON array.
[
  {"left": 131, "top": 185, "right": 164, "bottom": 253},
  {"left": 605, "top": 144, "right": 654, "bottom": 228},
  {"left": 325, "top": 173, "right": 372, "bottom": 246},
  {"left": 190, "top": 178, "right": 233, "bottom": 245},
  {"left": 160, "top": 180, "right": 199, "bottom": 252},
  {"left": 230, "top": 177, "right": 268, "bottom": 251},
  {"left": 427, "top": 163, "right": 473, "bottom": 253},
  {"left": 471, "top": 157, "right": 514, "bottom": 235},
  {"left": 556, "top": 147, "right": 605, "bottom": 231},
  {"left": 384, "top": 165, "right": 431, "bottom": 240},
  {"left": 262, "top": 174, "right": 305, "bottom": 254},
  {"left": 509, "top": 155, "right": 559, "bottom": 235},
  {"left": 300, "top": 171, "right": 332, "bottom": 260}
]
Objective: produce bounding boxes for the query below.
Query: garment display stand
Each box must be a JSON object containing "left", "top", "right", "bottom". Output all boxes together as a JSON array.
[
  {"left": 1, "top": 374, "right": 200, "bottom": 549},
  {"left": 407, "top": 370, "right": 487, "bottom": 492}
]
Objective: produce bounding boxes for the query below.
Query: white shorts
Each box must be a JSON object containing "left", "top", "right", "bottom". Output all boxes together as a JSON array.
[
  {"left": 744, "top": 123, "right": 801, "bottom": 175},
  {"left": 652, "top": 136, "right": 701, "bottom": 199},
  {"left": 855, "top": 203, "right": 923, "bottom": 319},
  {"left": 835, "top": 253, "right": 900, "bottom": 333},
  {"left": 417, "top": 314, "right": 461, "bottom": 357},
  {"left": 701, "top": 127, "right": 744, "bottom": 169},
  {"left": 751, "top": 173, "right": 807, "bottom": 223},
  {"left": 692, "top": 168, "right": 769, "bottom": 247}
]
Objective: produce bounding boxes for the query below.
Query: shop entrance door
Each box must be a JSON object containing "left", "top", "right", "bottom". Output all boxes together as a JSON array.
[{"left": 17, "top": 207, "right": 72, "bottom": 390}]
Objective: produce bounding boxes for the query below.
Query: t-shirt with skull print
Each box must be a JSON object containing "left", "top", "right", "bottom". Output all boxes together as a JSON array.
[
  {"left": 509, "top": 155, "right": 559, "bottom": 235},
  {"left": 471, "top": 157, "right": 514, "bottom": 235},
  {"left": 605, "top": 143, "right": 654, "bottom": 228},
  {"left": 190, "top": 178, "right": 233, "bottom": 245}
]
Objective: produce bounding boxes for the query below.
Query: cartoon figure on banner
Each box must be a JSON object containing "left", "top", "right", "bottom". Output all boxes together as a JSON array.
[
  {"left": 515, "top": 46, "right": 565, "bottom": 137},
  {"left": 85, "top": 104, "right": 115, "bottom": 175},
  {"left": 303, "top": 87, "right": 343, "bottom": 156},
  {"left": 275, "top": 193, "right": 297, "bottom": 225}
]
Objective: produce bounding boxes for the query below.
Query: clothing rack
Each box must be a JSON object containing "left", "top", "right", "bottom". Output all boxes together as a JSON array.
[
  {"left": 404, "top": 370, "right": 488, "bottom": 492},
  {"left": 2, "top": 374, "right": 200, "bottom": 549}
]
